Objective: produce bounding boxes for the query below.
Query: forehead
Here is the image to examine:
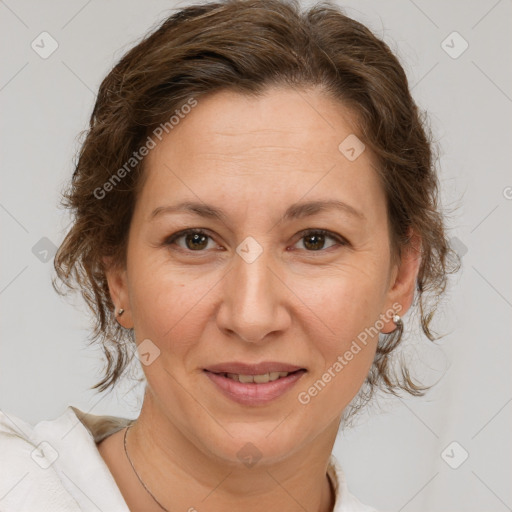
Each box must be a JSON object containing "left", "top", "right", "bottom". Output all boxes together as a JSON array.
[
  {"left": 154, "top": 86, "right": 361, "bottom": 154},
  {"left": 137, "top": 87, "right": 385, "bottom": 224}
]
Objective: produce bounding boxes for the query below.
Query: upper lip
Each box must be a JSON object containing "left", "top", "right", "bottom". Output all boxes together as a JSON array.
[{"left": 204, "top": 361, "right": 306, "bottom": 375}]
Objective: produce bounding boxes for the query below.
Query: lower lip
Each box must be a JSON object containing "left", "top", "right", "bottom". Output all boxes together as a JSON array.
[{"left": 204, "top": 369, "right": 307, "bottom": 406}]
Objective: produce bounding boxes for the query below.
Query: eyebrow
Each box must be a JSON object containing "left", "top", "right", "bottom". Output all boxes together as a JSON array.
[{"left": 149, "top": 199, "right": 366, "bottom": 223}]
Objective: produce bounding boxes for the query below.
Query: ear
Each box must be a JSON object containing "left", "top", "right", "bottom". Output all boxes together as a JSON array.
[
  {"left": 103, "top": 256, "right": 133, "bottom": 329},
  {"left": 380, "top": 229, "right": 422, "bottom": 334}
]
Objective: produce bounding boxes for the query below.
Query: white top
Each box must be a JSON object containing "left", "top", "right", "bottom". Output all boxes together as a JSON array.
[{"left": 0, "top": 406, "right": 379, "bottom": 512}]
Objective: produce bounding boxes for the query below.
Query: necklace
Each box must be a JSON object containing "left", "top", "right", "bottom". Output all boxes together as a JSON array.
[
  {"left": 123, "top": 425, "right": 335, "bottom": 512},
  {"left": 123, "top": 425, "right": 170, "bottom": 512}
]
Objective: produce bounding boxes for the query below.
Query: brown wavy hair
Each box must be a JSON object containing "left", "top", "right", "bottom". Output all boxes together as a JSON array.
[{"left": 53, "top": 0, "right": 460, "bottom": 408}]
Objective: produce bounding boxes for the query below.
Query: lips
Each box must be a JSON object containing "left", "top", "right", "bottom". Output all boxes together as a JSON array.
[
  {"left": 204, "top": 367, "right": 307, "bottom": 405},
  {"left": 204, "top": 361, "right": 306, "bottom": 375}
]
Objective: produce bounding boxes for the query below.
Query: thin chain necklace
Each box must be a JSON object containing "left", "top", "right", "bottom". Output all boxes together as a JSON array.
[
  {"left": 123, "top": 425, "right": 335, "bottom": 512},
  {"left": 123, "top": 425, "right": 170, "bottom": 512}
]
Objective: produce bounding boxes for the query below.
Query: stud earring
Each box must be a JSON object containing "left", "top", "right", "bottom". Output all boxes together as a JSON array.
[
  {"left": 117, "top": 308, "right": 125, "bottom": 317},
  {"left": 391, "top": 313, "right": 403, "bottom": 332}
]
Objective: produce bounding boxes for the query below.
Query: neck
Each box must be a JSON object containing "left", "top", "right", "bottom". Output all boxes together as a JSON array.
[{"left": 125, "top": 392, "right": 339, "bottom": 512}]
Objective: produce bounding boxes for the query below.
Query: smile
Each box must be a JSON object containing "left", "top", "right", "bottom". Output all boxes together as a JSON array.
[{"left": 204, "top": 369, "right": 307, "bottom": 406}]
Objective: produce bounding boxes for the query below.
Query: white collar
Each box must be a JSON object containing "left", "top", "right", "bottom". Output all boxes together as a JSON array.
[{"left": 1, "top": 405, "right": 377, "bottom": 511}]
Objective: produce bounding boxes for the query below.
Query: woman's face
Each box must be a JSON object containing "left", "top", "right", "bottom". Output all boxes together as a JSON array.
[{"left": 107, "top": 86, "right": 418, "bottom": 465}]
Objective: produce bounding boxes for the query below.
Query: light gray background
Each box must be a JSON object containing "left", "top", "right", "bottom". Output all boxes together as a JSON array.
[{"left": 1, "top": 1, "right": 511, "bottom": 511}]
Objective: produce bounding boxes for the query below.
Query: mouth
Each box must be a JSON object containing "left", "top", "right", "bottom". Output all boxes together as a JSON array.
[
  {"left": 203, "top": 361, "right": 306, "bottom": 375},
  {"left": 205, "top": 369, "right": 304, "bottom": 383},
  {"left": 203, "top": 366, "right": 307, "bottom": 406}
]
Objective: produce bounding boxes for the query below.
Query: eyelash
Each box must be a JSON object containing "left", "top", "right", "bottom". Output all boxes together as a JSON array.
[{"left": 164, "top": 228, "right": 349, "bottom": 254}]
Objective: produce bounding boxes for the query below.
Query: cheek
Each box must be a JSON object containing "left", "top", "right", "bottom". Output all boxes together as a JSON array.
[
  {"left": 295, "top": 277, "right": 381, "bottom": 413},
  {"left": 296, "top": 261, "right": 388, "bottom": 391},
  {"left": 301, "top": 259, "right": 388, "bottom": 339},
  {"left": 131, "top": 275, "right": 199, "bottom": 343},
  {"left": 127, "top": 249, "right": 218, "bottom": 364}
]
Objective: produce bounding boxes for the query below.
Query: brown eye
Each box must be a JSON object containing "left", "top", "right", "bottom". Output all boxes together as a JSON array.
[
  {"left": 165, "top": 229, "right": 215, "bottom": 252},
  {"left": 295, "top": 229, "right": 347, "bottom": 252},
  {"left": 183, "top": 232, "right": 209, "bottom": 250},
  {"left": 303, "top": 232, "right": 327, "bottom": 251}
]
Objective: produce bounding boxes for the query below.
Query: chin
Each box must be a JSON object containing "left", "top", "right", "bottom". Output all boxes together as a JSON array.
[{"left": 199, "top": 422, "right": 311, "bottom": 468}]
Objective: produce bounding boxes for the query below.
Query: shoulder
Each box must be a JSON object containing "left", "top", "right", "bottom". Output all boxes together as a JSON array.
[
  {"left": 329, "top": 453, "right": 382, "bottom": 512},
  {"left": 0, "top": 406, "right": 132, "bottom": 512},
  {"left": 0, "top": 408, "right": 37, "bottom": 470},
  {"left": 0, "top": 408, "right": 82, "bottom": 511}
]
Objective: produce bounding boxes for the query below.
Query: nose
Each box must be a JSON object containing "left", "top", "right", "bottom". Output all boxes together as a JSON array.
[{"left": 216, "top": 244, "right": 291, "bottom": 344}]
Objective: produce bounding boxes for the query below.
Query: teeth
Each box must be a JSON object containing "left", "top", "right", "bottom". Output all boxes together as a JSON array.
[{"left": 224, "top": 371, "right": 290, "bottom": 383}]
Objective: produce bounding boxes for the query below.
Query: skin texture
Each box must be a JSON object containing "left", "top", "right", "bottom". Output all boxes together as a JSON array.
[{"left": 98, "top": 86, "right": 421, "bottom": 512}]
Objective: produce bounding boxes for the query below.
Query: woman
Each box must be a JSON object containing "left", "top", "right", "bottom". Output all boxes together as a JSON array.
[{"left": 0, "top": 0, "right": 459, "bottom": 510}]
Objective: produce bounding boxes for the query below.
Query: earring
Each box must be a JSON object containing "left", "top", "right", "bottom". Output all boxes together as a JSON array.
[
  {"left": 391, "top": 314, "right": 403, "bottom": 332},
  {"left": 117, "top": 308, "right": 125, "bottom": 317}
]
